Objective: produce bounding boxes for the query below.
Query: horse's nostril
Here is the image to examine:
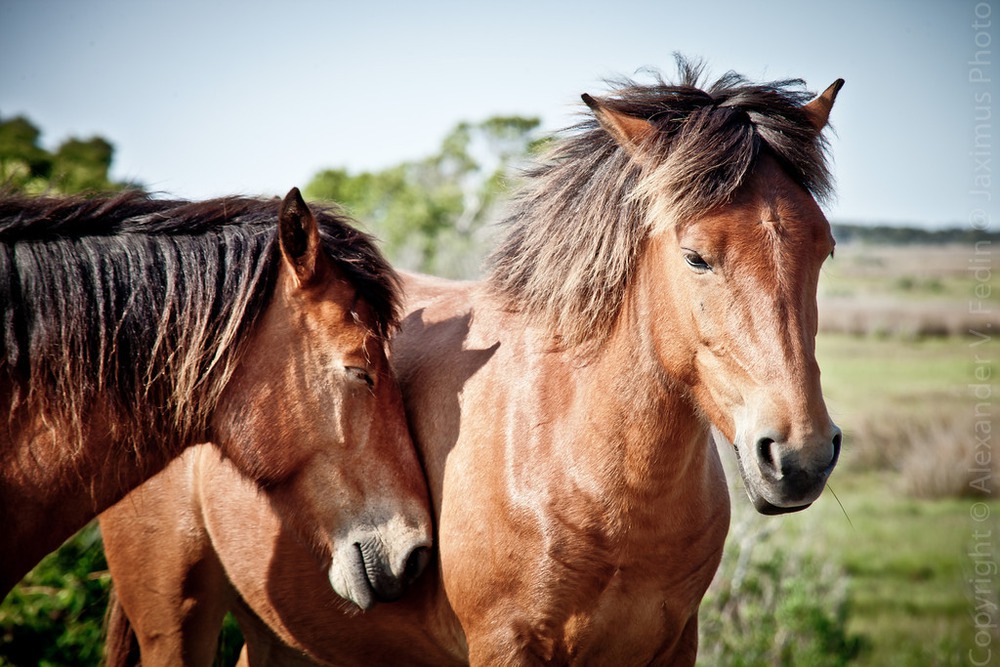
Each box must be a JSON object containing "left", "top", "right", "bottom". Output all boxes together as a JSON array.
[
  {"left": 405, "top": 546, "right": 431, "bottom": 583},
  {"left": 356, "top": 541, "right": 431, "bottom": 604},
  {"left": 827, "top": 429, "right": 843, "bottom": 470},
  {"left": 757, "top": 437, "right": 778, "bottom": 472}
]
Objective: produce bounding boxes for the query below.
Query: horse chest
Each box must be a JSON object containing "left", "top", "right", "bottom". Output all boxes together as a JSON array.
[
  {"left": 456, "top": 492, "right": 726, "bottom": 665},
  {"left": 567, "top": 549, "right": 722, "bottom": 661}
]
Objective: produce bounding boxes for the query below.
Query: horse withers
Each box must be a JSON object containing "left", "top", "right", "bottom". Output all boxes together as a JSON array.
[
  {"left": 0, "top": 188, "right": 432, "bottom": 605},
  {"left": 103, "top": 60, "right": 843, "bottom": 666}
]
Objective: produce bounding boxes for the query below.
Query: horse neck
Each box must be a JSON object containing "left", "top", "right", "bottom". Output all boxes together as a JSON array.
[
  {"left": 570, "top": 273, "right": 719, "bottom": 527},
  {"left": 0, "top": 395, "right": 181, "bottom": 591}
]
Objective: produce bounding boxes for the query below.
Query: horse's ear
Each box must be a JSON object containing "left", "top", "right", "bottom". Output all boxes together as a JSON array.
[
  {"left": 802, "top": 79, "right": 845, "bottom": 131},
  {"left": 582, "top": 93, "right": 655, "bottom": 159},
  {"left": 278, "top": 187, "right": 321, "bottom": 288}
]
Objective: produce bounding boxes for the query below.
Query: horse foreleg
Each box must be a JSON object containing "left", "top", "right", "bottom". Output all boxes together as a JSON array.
[{"left": 102, "top": 450, "right": 233, "bottom": 666}]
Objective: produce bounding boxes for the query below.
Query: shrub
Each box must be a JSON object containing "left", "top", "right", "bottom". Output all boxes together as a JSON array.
[
  {"left": 0, "top": 523, "right": 110, "bottom": 667},
  {"left": 699, "top": 510, "right": 868, "bottom": 666}
]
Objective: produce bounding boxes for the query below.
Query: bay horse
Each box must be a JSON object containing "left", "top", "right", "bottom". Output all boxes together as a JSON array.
[
  {"left": 103, "top": 61, "right": 843, "bottom": 665},
  {"left": 0, "top": 187, "right": 432, "bottom": 605}
]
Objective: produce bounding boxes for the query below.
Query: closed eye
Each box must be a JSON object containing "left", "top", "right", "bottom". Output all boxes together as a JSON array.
[{"left": 345, "top": 366, "right": 374, "bottom": 388}]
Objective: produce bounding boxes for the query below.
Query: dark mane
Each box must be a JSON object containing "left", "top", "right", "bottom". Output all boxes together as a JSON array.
[
  {"left": 487, "top": 57, "right": 833, "bottom": 348},
  {"left": 1, "top": 190, "right": 400, "bottom": 452}
]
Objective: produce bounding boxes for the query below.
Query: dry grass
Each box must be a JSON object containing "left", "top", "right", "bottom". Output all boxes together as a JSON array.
[
  {"left": 817, "top": 297, "right": 985, "bottom": 338},
  {"left": 816, "top": 332, "right": 995, "bottom": 500},
  {"left": 817, "top": 243, "right": 998, "bottom": 338},
  {"left": 899, "top": 413, "right": 996, "bottom": 498},
  {"left": 842, "top": 412, "right": 998, "bottom": 499}
]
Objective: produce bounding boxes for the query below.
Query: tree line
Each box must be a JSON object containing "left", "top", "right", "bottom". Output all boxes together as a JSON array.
[{"left": 831, "top": 222, "right": 998, "bottom": 246}]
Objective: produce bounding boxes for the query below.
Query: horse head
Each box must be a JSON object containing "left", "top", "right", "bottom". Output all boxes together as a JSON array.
[
  {"left": 586, "top": 79, "right": 844, "bottom": 514},
  {"left": 213, "top": 188, "right": 433, "bottom": 608}
]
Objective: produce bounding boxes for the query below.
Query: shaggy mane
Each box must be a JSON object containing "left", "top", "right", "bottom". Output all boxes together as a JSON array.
[
  {"left": 1, "top": 190, "right": 400, "bottom": 454},
  {"left": 487, "top": 57, "right": 833, "bottom": 348}
]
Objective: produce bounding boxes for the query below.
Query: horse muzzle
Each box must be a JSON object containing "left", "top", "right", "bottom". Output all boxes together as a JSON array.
[
  {"left": 734, "top": 425, "right": 842, "bottom": 515},
  {"left": 328, "top": 527, "right": 432, "bottom": 610}
]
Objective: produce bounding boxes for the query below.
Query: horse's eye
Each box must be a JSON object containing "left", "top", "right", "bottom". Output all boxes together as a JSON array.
[
  {"left": 683, "top": 249, "right": 712, "bottom": 272},
  {"left": 345, "top": 366, "right": 374, "bottom": 388}
]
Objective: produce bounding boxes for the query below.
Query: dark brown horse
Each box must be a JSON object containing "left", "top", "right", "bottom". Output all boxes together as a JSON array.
[
  {"left": 1, "top": 188, "right": 432, "bottom": 604},
  {"left": 103, "top": 61, "right": 843, "bottom": 665}
]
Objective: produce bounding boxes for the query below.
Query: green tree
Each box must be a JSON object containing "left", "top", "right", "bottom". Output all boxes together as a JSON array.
[
  {"left": 51, "top": 136, "right": 116, "bottom": 194},
  {"left": 0, "top": 116, "right": 52, "bottom": 192},
  {"left": 306, "top": 115, "right": 542, "bottom": 278},
  {"left": 0, "top": 114, "right": 131, "bottom": 194}
]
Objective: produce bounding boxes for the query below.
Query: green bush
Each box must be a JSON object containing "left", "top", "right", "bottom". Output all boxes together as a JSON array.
[
  {"left": 699, "top": 515, "right": 868, "bottom": 666},
  {"left": 0, "top": 523, "right": 111, "bottom": 667}
]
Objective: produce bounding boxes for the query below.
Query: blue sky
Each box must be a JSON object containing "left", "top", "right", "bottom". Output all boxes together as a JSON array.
[{"left": 0, "top": 0, "right": 992, "bottom": 228}]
